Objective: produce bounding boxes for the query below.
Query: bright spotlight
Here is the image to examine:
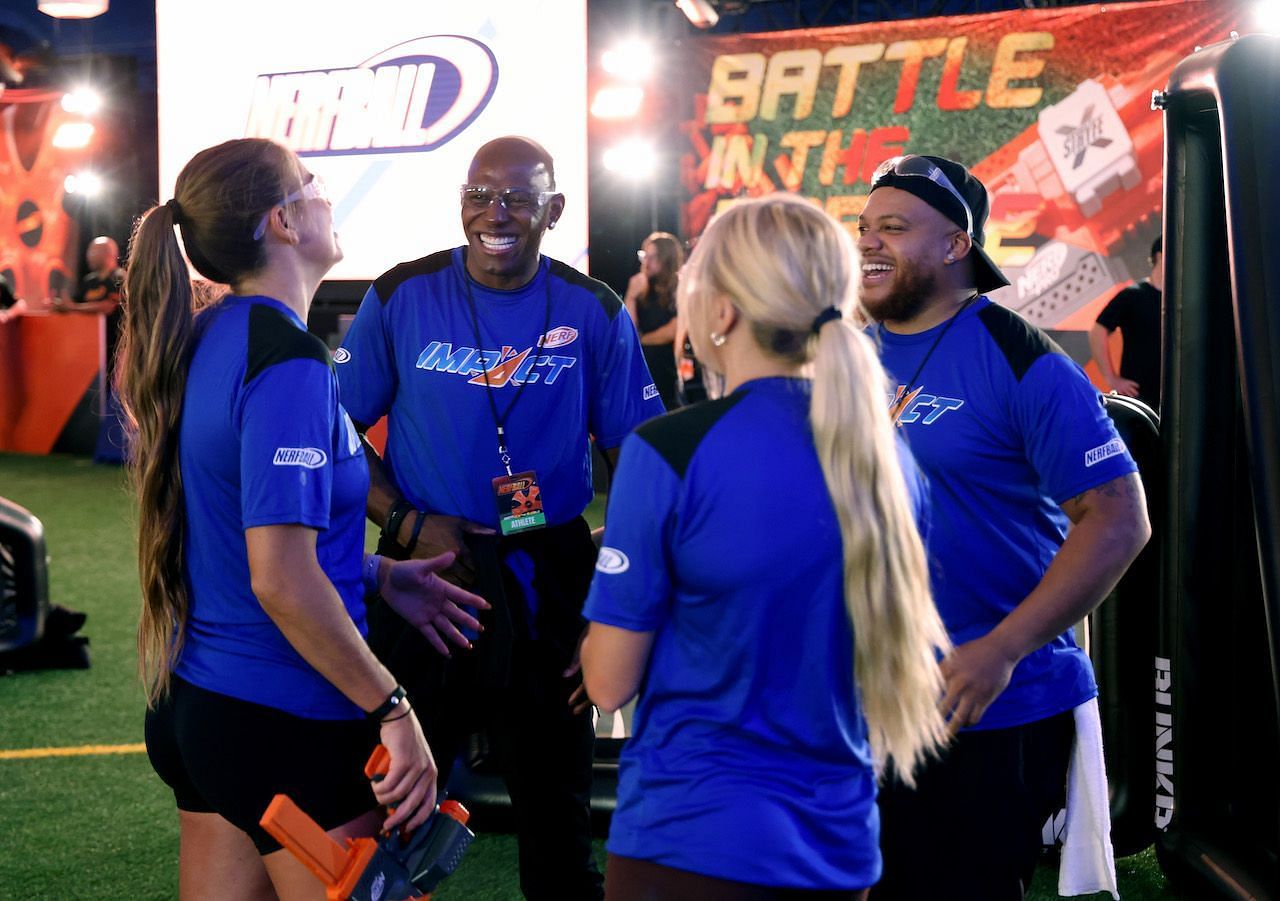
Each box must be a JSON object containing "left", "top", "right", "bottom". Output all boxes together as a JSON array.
[
  {"left": 603, "top": 140, "right": 657, "bottom": 179},
  {"left": 602, "top": 42, "right": 655, "bottom": 81},
  {"left": 61, "top": 88, "right": 103, "bottom": 116},
  {"left": 591, "top": 86, "right": 645, "bottom": 120},
  {"left": 1255, "top": 0, "right": 1280, "bottom": 33},
  {"left": 52, "top": 121, "right": 95, "bottom": 149},
  {"left": 64, "top": 171, "right": 104, "bottom": 197},
  {"left": 38, "top": 0, "right": 108, "bottom": 18}
]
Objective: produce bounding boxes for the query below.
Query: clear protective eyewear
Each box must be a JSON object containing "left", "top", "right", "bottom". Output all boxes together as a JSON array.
[
  {"left": 459, "top": 184, "right": 556, "bottom": 213},
  {"left": 253, "top": 175, "right": 329, "bottom": 241},
  {"left": 871, "top": 155, "right": 973, "bottom": 237}
]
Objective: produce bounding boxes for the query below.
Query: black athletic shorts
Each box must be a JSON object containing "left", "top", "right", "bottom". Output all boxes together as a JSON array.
[{"left": 145, "top": 674, "right": 380, "bottom": 854}]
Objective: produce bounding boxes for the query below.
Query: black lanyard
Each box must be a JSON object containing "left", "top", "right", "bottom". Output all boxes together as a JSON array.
[
  {"left": 462, "top": 262, "right": 553, "bottom": 475},
  {"left": 884, "top": 294, "right": 977, "bottom": 422}
]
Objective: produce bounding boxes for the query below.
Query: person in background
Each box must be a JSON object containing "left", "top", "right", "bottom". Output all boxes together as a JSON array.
[
  {"left": 1090, "top": 235, "right": 1163, "bottom": 409},
  {"left": 582, "top": 193, "right": 951, "bottom": 900},
  {"left": 58, "top": 235, "right": 125, "bottom": 363},
  {"left": 0, "top": 270, "right": 27, "bottom": 323},
  {"left": 859, "top": 154, "right": 1150, "bottom": 900},
  {"left": 623, "top": 231, "right": 683, "bottom": 410},
  {"left": 117, "top": 137, "right": 486, "bottom": 900}
]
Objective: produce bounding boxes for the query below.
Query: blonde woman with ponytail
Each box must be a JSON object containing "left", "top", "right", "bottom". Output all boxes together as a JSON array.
[
  {"left": 118, "top": 138, "right": 486, "bottom": 900},
  {"left": 580, "top": 194, "right": 950, "bottom": 900}
]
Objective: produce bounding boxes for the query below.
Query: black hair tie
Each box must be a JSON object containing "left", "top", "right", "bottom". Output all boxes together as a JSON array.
[
  {"left": 811, "top": 306, "right": 841, "bottom": 334},
  {"left": 164, "top": 198, "right": 184, "bottom": 226}
]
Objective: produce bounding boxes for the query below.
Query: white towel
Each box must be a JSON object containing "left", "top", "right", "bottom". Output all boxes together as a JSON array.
[{"left": 1058, "top": 697, "right": 1120, "bottom": 899}]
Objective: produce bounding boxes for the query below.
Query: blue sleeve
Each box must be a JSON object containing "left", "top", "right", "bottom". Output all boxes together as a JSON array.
[
  {"left": 335, "top": 284, "right": 395, "bottom": 428},
  {"left": 239, "top": 358, "right": 336, "bottom": 530},
  {"left": 583, "top": 434, "right": 679, "bottom": 632},
  {"left": 588, "top": 306, "right": 666, "bottom": 448},
  {"left": 1016, "top": 354, "right": 1138, "bottom": 505}
]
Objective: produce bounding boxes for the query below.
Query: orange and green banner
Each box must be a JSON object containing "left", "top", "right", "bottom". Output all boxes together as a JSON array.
[{"left": 678, "top": 0, "right": 1244, "bottom": 332}]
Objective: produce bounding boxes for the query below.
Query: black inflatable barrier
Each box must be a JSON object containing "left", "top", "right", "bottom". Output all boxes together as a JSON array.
[
  {"left": 1090, "top": 395, "right": 1162, "bottom": 858},
  {"left": 1156, "top": 32, "right": 1280, "bottom": 898},
  {"left": 0, "top": 496, "right": 50, "bottom": 653}
]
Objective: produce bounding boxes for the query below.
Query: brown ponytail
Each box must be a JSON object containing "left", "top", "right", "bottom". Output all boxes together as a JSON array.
[{"left": 116, "top": 138, "right": 301, "bottom": 704}]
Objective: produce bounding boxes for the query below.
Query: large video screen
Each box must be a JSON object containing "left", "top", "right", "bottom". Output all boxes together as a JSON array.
[{"left": 156, "top": 0, "right": 588, "bottom": 282}]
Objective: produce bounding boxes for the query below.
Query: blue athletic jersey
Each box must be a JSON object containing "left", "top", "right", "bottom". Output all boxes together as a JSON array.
[
  {"left": 336, "top": 248, "right": 664, "bottom": 528},
  {"left": 585, "top": 377, "right": 926, "bottom": 890},
  {"left": 176, "top": 295, "right": 369, "bottom": 720},
  {"left": 877, "top": 296, "right": 1138, "bottom": 730}
]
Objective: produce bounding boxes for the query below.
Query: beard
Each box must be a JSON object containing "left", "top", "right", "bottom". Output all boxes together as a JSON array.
[{"left": 861, "top": 258, "right": 938, "bottom": 324}]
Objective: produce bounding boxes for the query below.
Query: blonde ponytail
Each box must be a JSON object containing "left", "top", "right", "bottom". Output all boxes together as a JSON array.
[{"left": 681, "top": 194, "right": 951, "bottom": 784}]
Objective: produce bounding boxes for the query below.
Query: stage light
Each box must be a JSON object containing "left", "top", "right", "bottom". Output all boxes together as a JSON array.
[
  {"left": 603, "top": 139, "right": 657, "bottom": 179},
  {"left": 675, "top": 0, "right": 719, "bottom": 29},
  {"left": 38, "top": 0, "right": 108, "bottom": 18},
  {"left": 1255, "top": 0, "right": 1280, "bottom": 33},
  {"left": 52, "top": 121, "right": 94, "bottom": 149},
  {"left": 602, "top": 42, "right": 655, "bottom": 81},
  {"left": 64, "top": 171, "right": 104, "bottom": 197},
  {"left": 591, "top": 85, "right": 645, "bottom": 120},
  {"left": 61, "top": 88, "right": 103, "bottom": 116}
]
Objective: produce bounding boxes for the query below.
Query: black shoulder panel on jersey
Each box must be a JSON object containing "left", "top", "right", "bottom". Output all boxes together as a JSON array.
[
  {"left": 372, "top": 250, "right": 454, "bottom": 304},
  {"left": 634, "top": 392, "right": 748, "bottom": 480},
  {"left": 547, "top": 258, "right": 624, "bottom": 320},
  {"left": 245, "top": 303, "right": 331, "bottom": 386},
  {"left": 977, "top": 302, "right": 1067, "bottom": 383}
]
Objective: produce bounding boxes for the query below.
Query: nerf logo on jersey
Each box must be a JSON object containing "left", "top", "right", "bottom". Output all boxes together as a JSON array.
[
  {"left": 1084, "top": 437, "right": 1125, "bottom": 467},
  {"left": 889, "top": 385, "right": 964, "bottom": 425},
  {"left": 541, "top": 326, "right": 578, "bottom": 349},
  {"left": 244, "top": 35, "right": 498, "bottom": 157},
  {"left": 273, "top": 447, "right": 327, "bottom": 468},
  {"left": 415, "top": 341, "right": 576, "bottom": 387}
]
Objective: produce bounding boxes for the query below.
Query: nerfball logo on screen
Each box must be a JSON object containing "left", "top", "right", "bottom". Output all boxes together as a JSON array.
[{"left": 243, "top": 35, "right": 498, "bottom": 157}]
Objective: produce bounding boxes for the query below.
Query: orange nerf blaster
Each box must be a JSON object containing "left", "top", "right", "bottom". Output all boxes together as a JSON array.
[{"left": 259, "top": 745, "right": 475, "bottom": 901}]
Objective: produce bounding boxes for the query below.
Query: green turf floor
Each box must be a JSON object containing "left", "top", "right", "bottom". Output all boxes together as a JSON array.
[{"left": 0, "top": 453, "right": 1183, "bottom": 898}]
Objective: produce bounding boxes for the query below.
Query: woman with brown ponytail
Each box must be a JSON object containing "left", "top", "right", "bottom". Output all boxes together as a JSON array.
[
  {"left": 623, "top": 231, "right": 684, "bottom": 410},
  {"left": 117, "top": 138, "right": 487, "bottom": 899},
  {"left": 580, "top": 194, "right": 951, "bottom": 899}
]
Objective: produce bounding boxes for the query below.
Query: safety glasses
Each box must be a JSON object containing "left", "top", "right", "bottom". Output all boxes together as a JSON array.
[
  {"left": 459, "top": 184, "right": 557, "bottom": 214},
  {"left": 253, "top": 175, "right": 329, "bottom": 241},
  {"left": 871, "top": 155, "right": 973, "bottom": 236}
]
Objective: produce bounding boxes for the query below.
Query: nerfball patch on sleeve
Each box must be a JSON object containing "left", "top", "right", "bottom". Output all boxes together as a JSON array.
[
  {"left": 245, "top": 304, "right": 332, "bottom": 385},
  {"left": 634, "top": 393, "right": 748, "bottom": 479},
  {"left": 977, "top": 303, "right": 1067, "bottom": 382},
  {"left": 371, "top": 249, "right": 454, "bottom": 304},
  {"left": 548, "top": 258, "right": 624, "bottom": 320}
]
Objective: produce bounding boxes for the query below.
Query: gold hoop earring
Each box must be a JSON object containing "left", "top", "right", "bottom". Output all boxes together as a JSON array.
[{"left": 710, "top": 332, "right": 727, "bottom": 347}]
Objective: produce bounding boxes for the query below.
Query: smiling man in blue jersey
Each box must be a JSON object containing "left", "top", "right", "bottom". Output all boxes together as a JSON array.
[
  {"left": 336, "top": 135, "right": 662, "bottom": 900},
  {"left": 859, "top": 155, "right": 1151, "bottom": 900}
]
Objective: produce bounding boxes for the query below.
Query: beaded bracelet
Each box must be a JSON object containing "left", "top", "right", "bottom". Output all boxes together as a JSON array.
[{"left": 363, "top": 554, "right": 383, "bottom": 593}]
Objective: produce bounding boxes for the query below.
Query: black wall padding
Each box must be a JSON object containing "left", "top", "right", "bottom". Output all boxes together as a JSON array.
[
  {"left": 1157, "top": 33, "right": 1280, "bottom": 899},
  {"left": 1091, "top": 395, "right": 1161, "bottom": 858},
  {"left": 0, "top": 496, "right": 49, "bottom": 653}
]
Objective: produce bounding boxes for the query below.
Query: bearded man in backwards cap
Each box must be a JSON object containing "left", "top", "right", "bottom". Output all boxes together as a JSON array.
[{"left": 859, "top": 155, "right": 1151, "bottom": 900}]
